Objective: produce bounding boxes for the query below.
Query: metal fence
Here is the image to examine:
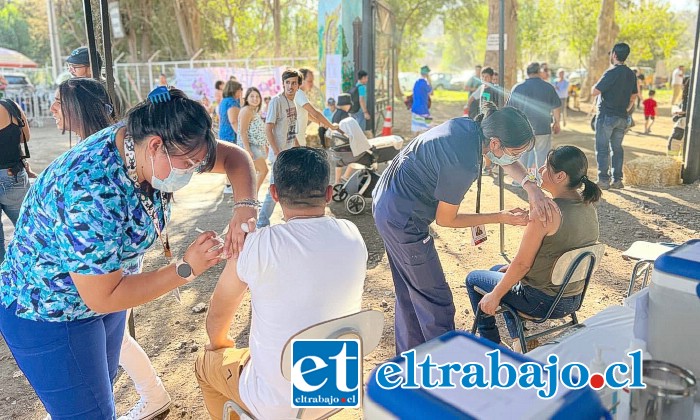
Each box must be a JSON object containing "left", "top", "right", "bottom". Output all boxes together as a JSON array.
[{"left": 1, "top": 56, "right": 315, "bottom": 126}]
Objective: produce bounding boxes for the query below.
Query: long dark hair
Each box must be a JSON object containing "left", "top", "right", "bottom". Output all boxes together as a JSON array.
[
  {"left": 476, "top": 102, "right": 535, "bottom": 150},
  {"left": 126, "top": 88, "right": 216, "bottom": 172},
  {"left": 59, "top": 78, "right": 115, "bottom": 138},
  {"left": 546, "top": 145, "right": 602, "bottom": 204},
  {"left": 242, "top": 87, "right": 262, "bottom": 112}
]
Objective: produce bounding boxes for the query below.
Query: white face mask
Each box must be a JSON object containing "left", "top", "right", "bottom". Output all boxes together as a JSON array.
[
  {"left": 486, "top": 142, "right": 523, "bottom": 167},
  {"left": 150, "top": 147, "right": 196, "bottom": 192}
]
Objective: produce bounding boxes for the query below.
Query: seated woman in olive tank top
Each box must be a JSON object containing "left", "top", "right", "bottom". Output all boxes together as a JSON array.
[{"left": 466, "top": 145, "right": 602, "bottom": 349}]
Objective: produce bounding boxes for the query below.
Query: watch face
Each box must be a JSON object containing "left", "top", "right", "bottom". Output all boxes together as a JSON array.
[{"left": 177, "top": 262, "right": 193, "bottom": 278}]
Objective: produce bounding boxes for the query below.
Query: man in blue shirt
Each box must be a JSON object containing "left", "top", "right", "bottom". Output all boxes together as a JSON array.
[
  {"left": 411, "top": 66, "right": 433, "bottom": 133},
  {"left": 591, "top": 42, "right": 638, "bottom": 190},
  {"left": 507, "top": 62, "right": 562, "bottom": 180},
  {"left": 350, "top": 70, "right": 370, "bottom": 130}
]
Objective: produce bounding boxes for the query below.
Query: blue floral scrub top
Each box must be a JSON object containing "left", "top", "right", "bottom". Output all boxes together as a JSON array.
[{"left": 0, "top": 123, "right": 169, "bottom": 322}]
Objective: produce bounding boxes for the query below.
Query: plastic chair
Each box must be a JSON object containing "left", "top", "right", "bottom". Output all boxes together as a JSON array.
[
  {"left": 223, "top": 309, "right": 385, "bottom": 420},
  {"left": 471, "top": 244, "right": 605, "bottom": 353},
  {"left": 622, "top": 241, "right": 677, "bottom": 297}
]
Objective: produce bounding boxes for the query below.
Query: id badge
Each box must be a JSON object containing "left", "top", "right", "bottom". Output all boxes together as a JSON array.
[{"left": 471, "top": 225, "right": 487, "bottom": 246}]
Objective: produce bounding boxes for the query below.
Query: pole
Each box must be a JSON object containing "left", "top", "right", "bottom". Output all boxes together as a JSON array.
[
  {"left": 682, "top": 5, "right": 700, "bottom": 183},
  {"left": 82, "top": 0, "right": 100, "bottom": 81},
  {"left": 46, "top": 0, "right": 61, "bottom": 81},
  {"left": 499, "top": 0, "right": 506, "bottom": 257},
  {"left": 99, "top": 0, "right": 117, "bottom": 116}
]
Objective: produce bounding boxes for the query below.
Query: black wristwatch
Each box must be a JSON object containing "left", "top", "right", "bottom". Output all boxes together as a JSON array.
[{"left": 175, "top": 258, "right": 197, "bottom": 282}]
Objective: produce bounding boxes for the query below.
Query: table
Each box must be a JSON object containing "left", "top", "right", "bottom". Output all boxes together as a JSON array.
[
  {"left": 528, "top": 297, "right": 700, "bottom": 420},
  {"left": 621, "top": 241, "right": 676, "bottom": 297}
]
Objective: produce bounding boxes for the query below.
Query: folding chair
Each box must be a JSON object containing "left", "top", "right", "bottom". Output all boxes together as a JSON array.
[
  {"left": 471, "top": 243, "right": 605, "bottom": 353},
  {"left": 223, "top": 309, "right": 385, "bottom": 420}
]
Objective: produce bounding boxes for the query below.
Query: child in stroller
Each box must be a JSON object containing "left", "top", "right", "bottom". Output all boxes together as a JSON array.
[{"left": 327, "top": 115, "right": 403, "bottom": 214}]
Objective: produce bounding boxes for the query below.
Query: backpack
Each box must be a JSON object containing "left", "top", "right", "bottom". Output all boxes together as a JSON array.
[{"left": 349, "top": 85, "right": 361, "bottom": 114}]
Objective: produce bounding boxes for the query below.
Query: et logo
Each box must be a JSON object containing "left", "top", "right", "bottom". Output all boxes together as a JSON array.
[{"left": 291, "top": 339, "right": 361, "bottom": 408}]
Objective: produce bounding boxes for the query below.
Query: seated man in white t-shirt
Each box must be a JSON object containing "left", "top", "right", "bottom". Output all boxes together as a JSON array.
[{"left": 195, "top": 147, "right": 367, "bottom": 420}]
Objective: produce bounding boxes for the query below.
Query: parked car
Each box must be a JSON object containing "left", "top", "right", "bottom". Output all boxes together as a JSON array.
[
  {"left": 1, "top": 72, "right": 35, "bottom": 95},
  {"left": 430, "top": 72, "right": 454, "bottom": 90},
  {"left": 399, "top": 72, "right": 420, "bottom": 93}
]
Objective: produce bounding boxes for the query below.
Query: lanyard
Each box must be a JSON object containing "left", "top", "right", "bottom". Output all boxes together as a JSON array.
[
  {"left": 123, "top": 134, "right": 172, "bottom": 258},
  {"left": 475, "top": 136, "right": 484, "bottom": 214}
]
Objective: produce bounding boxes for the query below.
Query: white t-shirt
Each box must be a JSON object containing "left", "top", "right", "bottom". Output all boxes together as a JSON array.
[
  {"left": 672, "top": 68, "right": 684, "bottom": 86},
  {"left": 236, "top": 216, "right": 367, "bottom": 420},
  {"left": 338, "top": 116, "right": 371, "bottom": 157},
  {"left": 294, "top": 89, "right": 310, "bottom": 146}
]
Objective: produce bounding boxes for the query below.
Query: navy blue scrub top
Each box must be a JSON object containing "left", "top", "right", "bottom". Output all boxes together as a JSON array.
[{"left": 374, "top": 117, "right": 481, "bottom": 229}]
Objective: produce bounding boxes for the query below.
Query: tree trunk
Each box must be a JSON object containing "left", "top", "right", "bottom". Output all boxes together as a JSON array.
[
  {"left": 484, "top": 0, "right": 518, "bottom": 92},
  {"left": 174, "top": 0, "right": 202, "bottom": 57},
  {"left": 581, "top": 0, "right": 618, "bottom": 102},
  {"left": 273, "top": 0, "right": 281, "bottom": 57}
]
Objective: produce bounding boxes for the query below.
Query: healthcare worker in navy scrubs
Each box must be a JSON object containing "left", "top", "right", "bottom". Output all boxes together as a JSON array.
[{"left": 373, "top": 103, "right": 558, "bottom": 354}]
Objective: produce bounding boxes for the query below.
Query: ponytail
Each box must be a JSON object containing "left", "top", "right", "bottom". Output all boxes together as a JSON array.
[
  {"left": 579, "top": 175, "right": 602, "bottom": 204},
  {"left": 547, "top": 146, "right": 602, "bottom": 205}
]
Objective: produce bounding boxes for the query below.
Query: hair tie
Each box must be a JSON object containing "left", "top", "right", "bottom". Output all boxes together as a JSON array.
[
  {"left": 104, "top": 103, "right": 114, "bottom": 114},
  {"left": 580, "top": 175, "right": 588, "bottom": 183}
]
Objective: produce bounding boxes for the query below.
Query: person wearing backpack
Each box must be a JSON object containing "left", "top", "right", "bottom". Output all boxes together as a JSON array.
[
  {"left": 349, "top": 70, "right": 370, "bottom": 130},
  {"left": 0, "top": 98, "right": 31, "bottom": 262}
]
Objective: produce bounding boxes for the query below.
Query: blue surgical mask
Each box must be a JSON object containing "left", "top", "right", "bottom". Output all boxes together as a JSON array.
[
  {"left": 486, "top": 144, "right": 522, "bottom": 167},
  {"left": 150, "top": 148, "right": 196, "bottom": 192}
]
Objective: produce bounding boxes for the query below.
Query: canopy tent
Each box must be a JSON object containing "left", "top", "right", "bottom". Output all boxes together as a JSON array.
[{"left": 0, "top": 47, "right": 38, "bottom": 68}]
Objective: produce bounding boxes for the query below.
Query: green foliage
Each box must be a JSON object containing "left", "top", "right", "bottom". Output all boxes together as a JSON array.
[
  {"left": 440, "top": 1, "right": 488, "bottom": 71},
  {"left": 0, "top": 3, "right": 33, "bottom": 57},
  {"left": 617, "top": 2, "right": 685, "bottom": 64}
]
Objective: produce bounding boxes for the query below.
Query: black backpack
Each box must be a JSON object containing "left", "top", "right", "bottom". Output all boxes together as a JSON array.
[{"left": 348, "top": 85, "right": 361, "bottom": 114}]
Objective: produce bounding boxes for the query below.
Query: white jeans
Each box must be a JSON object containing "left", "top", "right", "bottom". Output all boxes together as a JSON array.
[{"left": 120, "top": 309, "right": 169, "bottom": 402}]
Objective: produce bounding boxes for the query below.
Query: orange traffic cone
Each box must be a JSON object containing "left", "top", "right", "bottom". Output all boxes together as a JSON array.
[{"left": 382, "top": 105, "right": 393, "bottom": 136}]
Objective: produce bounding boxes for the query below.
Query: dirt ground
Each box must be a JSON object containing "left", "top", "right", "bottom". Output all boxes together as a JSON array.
[{"left": 0, "top": 97, "right": 698, "bottom": 419}]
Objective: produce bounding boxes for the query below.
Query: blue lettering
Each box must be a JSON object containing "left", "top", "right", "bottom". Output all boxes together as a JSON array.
[
  {"left": 487, "top": 350, "right": 517, "bottom": 389},
  {"left": 627, "top": 350, "right": 646, "bottom": 389},
  {"left": 402, "top": 349, "right": 418, "bottom": 388},
  {"left": 461, "top": 363, "right": 487, "bottom": 388},
  {"left": 418, "top": 354, "right": 439, "bottom": 388},
  {"left": 538, "top": 355, "right": 559, "bottom": 399},
  {"left": 518, "top": 362, "right": 546, "bottom": 389},
  {"left": 560, "top": 362, "right": 589, "bottom": 390},
  {"left": 436, "top": 362, "right": 461, "bottom": 388},
  {"left": 605, "top": 363, "right": 630, "bottom": 388},
  {"left": 376, "top": 363, "right": 403, "bottom": 390}
]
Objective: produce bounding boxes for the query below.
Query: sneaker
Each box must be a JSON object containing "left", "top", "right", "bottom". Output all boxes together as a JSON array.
[
  {"left": 118, "top": 396, "right": 171, "bottom": 420},
  {"left": 611, "top": 180, "right": 625, "bottom": 189},
  {"left": 223, "top": 185, "right": 233, "bottom": 194},
  {"left": 597, "top": 180, "right": 610, "bottom": 190}
]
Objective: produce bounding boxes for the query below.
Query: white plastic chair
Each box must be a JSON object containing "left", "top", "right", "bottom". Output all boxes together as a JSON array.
[{"left": 223, "top": 309, "right": 385, "bottom": 420}]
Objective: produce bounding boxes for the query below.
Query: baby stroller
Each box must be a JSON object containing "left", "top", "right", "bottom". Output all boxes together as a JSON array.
[{"left": 328, "top": 131, "right": 403, "bottom": 215}]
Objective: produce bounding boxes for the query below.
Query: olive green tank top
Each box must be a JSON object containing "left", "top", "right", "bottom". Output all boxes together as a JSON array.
[{"left": 521, "top": 197, "right": 599, "bottom": 297}]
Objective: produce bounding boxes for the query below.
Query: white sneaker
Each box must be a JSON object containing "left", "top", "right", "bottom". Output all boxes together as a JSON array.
[
  {"left": 117, "top": 395, "right": 172, "bottom": 420},
  {"left": 223, "top": 185, "right": 233, "bottom": 194}
]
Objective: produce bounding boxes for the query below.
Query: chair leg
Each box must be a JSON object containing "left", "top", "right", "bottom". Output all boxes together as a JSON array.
[
  {"left": 502, "top": 306, "right": 528, "bottom": 353},
  {"left": 571, "top": 312, "right": 578, "bottom": 325},
  {"left": 471, "top": 308, "right": 481, "bottom": 335}
]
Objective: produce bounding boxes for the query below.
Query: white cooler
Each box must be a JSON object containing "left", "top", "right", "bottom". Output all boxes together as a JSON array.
[{"left": 647, "top": 239, "right": 700, "bottom": 401}]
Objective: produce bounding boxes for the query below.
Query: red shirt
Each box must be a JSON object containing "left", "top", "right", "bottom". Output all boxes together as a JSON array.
[{"left": 643, "top": 98, "right": 657, "bottom": 116}]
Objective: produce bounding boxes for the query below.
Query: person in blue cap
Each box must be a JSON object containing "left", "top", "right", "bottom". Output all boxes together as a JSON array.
[{"left": 372, "top": 103, "right": 559, "bottom": 354}]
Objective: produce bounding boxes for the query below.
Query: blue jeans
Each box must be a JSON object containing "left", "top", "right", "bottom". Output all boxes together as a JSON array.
[
  {"left": 519, "top": 134, "right": 551, "bottom": 171},
  {"left": 0, "top": 169, "right": 29, "bottom": 262},
  {"left": 0, "top": 302, "right": 126, "bottom": 419},
  {"left": 595, "top": 114, "right": 628, "bottom": 183},
  {"left": 352, "top": 110, "right": 366, "bottom": 131},
  {"left": 465, "top": 265, "right": 582, "bottom": 344},
  {"left": 257, "top": 151, "right": 277, "bottom": 228}
]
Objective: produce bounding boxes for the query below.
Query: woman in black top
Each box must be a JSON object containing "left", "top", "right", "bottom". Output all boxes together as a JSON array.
[{"left": 0, "top": 98, "right": 30, "bottom": 262}]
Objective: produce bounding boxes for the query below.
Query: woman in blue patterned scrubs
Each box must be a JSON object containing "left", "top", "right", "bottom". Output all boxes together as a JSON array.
[{"left": 0, "top": 88, "right": 257, "bottom": 419}]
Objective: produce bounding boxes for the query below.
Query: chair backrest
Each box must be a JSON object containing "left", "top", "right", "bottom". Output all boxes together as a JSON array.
[
  {"left": 280, "top": 309, "right": 385, "bottom": 382},
  {"left": 551, "top": 243, "right": 606, "bottom": 286}
]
